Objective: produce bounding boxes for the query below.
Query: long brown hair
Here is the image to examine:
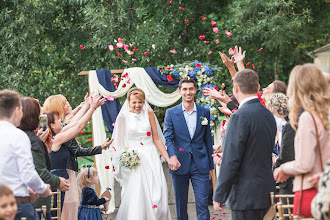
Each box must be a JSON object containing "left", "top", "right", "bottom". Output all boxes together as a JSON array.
[{"left": 287, "top": 64, "right": 330, "bottom": 130}]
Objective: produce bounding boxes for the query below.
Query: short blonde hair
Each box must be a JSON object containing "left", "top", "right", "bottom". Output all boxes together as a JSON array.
[
  {"left": 265, "top": 93, "right": 289, "bottom": 116},
  {"left": 43, "top": 95, "right": 67, "bottom": 121},
  {"left": 127, "top": 88, "right": 145, "bottom": 102},
  {"left": 77, "top": 166, "right": 98, "bottom": 189},
  {"left": 0, "top": 183, "right": 13, "bottom": 197},
  {"left": 287, "top": 64, "right": 330, "bottom": 130}
]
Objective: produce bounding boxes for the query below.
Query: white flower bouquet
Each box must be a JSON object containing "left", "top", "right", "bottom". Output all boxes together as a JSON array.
[{"left": 120, "top": 149, "right": 141, "bottom": 169}]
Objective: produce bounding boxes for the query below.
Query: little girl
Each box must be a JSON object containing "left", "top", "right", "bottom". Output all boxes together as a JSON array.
[{"left": 77, "top": 166, "right": 109, "bottom": 220}]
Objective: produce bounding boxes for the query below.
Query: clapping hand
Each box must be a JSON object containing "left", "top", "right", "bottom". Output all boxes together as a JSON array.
[{"left": 219, "top": 52, "right": 235, "bottom": 69}]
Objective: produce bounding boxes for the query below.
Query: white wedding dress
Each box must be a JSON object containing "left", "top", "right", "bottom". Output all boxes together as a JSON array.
[{"left": 110, "top": 101, "right": 171, "bottom": 220}]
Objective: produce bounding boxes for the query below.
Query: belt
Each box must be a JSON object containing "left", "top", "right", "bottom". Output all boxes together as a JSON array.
[{"left": 15, "top": 196, "right": 31, "bottom": 204}]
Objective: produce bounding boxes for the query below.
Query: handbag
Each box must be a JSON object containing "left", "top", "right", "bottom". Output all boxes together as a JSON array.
[{"left": 296, "top": 112, "right": 324, "bottom": 218}]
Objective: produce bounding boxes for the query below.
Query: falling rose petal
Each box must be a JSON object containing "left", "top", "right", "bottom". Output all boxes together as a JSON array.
[
  {"left": 168, "top": 0, "right": 172, "bottom": 3},
  {"left": 129, "top": 51, "right": 134, "bottom": 55},
  {"left": 185, "top": 19, "right": 189, "bottom": 23},
  {"left": 185, "top": 65, "right": 189, "bottom": 72},
  {"left": 252, "top": 64, "right": 255, "bottom": 69},
  {"left": 108, "top": 45, "right": 114, "bottom": 51},
  {"left": 221, "top": 83, "right": 225, "bottom": 88},
  {"left": 228, "top": 48, "right": 234, "bottom": 55},
  {"left": 258, "top": 47, "right": 263, "bottom": 51},
  {"left": 116, "top": 51, "right": 122, "bottom": 57},
  {"left": 147, "top": 131, "right": 152, "bottom": 136},
  {"left": 246, "top": 62, "right": 251, "bottom": 67},
  {"left": 203, "top": 41, "right": 209, "bottom": 43},
  {"left": 213, "top": 27, "right": 219, "bottom": 33},
  {"left": 122, "top": 83, "right": 127, "bottom": 88},
  {"left": 112, "top": 147, "right": 116, "bottom": 151},
  {"left": 179, "top": 7, "right": 184, "bottom": 10},
  {"left": 124, "top": 44, "right": 129, "bottom": 51},
  {"left": 199, "top": 35, "right": 205, "bottom": 40},
  {"left": 75, "top": 137, "right": 79, "bottom": 140},
  {"left": 214, "top": 86, "right": 218, "bottom": 91},
  {"left": 115, "top": 45, "right": 118, "bottom": 49},
  {"left": 147, "top": 59, "right": 150, "bottom": 62},
  {"left": 114, "top": 84, "right": 118, "bottom": 89},
  {"left": 201, "top": 16, "right": 207, "bottom": 20},
  {"left": 113, "top": 168, "right": 115, "bottom": 172},
  {"left": 112, "top": 123, "right": 115, "bottom": 127},
  {"left": 88, "top": 138, "right": 92, "bottom": 142},
  {"left": 143, "top": 51, "right": 150, "bottom": 55},
  {"left": 133, "top": 92, "right": 139, "bottom": 95},
  {"left": 225, "top": 30, "right": 232, "bottom": 36},
  {"left": 179, "top": 148, "right": 184, "bottom": 152},
  {"left": 167, "top": 75, "right": 173, "bottom": 82},
  {"left": 196, "top": 63, "right": 202, "bottom": 67},
  {"left": 140, "top": 142, "right": 143, "bottom": 145},
  {"left": 134, "top": 47, "right": 138, "bottom": 51},
  {"left": 129, "top": 43, "right": 133, "bottom": 47},
  {"left": 80, "top": 45, "right": 84, "bottom": 50},
  {"left": 165, "top": 67, "right": 172, "bottom": 70},
  {"left": 170, "top": 49, "right": 177, "bottom": 54},
  {"left": 211, "top": 217, "right": 215, "bottom": 220},
  {"left": 152, "top": 205, "right": 157, "bottom": 209},
  {"left": 80, "top": 132, "right": 85, "bottom": 135},
  {"left": 132, "top": 58, "right": 137, "bottom": 61},
  {"left": 211, "top": 20, "right": 217, "bottom": 26},
  {"left": 215, "top": 39, "right": 220, "bottom": 44},
  {"left": 117, "top": 42, "right": 123, "bottom": 48},
  {"left": 160, "top": 154, "right": 162, "bottom": 158},
  {"left": 118, "top": 38, "right": 123, "bottom": 43},
  {"left": 127, "top": 79, "right": 131, "bottom": 84},
  {"left": 160, "top": 69, "right": 163, "bottom": 73},
  {"left": 105, "top": 166, "right": 110, "bottom": 169},
  {"left": 107, "top": 95, "right": 114, "bottom": 101},
  {"left": 122, "top": 72, "right": 128, "bottom": 78},
  {"left": 208, "top": 51, "right": 212, "bottom": 55},
  {"left": 122, "top": 59, "right": 127, "bottom": 64}
]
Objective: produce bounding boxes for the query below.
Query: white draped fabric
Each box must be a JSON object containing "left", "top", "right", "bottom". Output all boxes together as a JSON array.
[{"left": 88, "top": 68, "right": 181, "bottom": 213}]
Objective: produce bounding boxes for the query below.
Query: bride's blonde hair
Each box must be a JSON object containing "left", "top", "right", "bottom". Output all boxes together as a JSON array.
[
  {"left": 127, "top": 88, "right": 145, "bottom": 102},
  {"left": 287, "top": 63, "right": 330, "bottom": 130}
]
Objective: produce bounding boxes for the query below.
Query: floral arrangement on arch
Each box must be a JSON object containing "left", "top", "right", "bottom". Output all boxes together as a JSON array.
[{"left": 159, "top": 60, "right": 226, "bottom": 135}]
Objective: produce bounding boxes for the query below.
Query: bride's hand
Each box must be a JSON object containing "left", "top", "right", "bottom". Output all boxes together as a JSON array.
[{"left": 102, "top": 138, "right": 113, "bottom": 150}]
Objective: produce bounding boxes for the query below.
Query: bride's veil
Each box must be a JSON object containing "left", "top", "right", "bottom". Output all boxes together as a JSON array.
[{"left": 109, "top": 99, "right": 166, "bottom": 185}]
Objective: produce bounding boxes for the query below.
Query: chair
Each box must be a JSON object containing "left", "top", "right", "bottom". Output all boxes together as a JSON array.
[
  {"left": 270, "top": 191, "right": 295, "bottom": 220},
  {"left": 50, "top": 190, "right": 61, "bottom": 219},
  {"left": 35, "top": 205, "right": 47, "bottom": 220}
]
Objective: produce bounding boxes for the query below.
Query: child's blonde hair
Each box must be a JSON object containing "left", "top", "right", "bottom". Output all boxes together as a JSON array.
[
  {"left": 77, "top": 166, "right": 98, "bottom": 189},
  {"left": 0, "top": 183, "right": 14, "bottom": 197}
]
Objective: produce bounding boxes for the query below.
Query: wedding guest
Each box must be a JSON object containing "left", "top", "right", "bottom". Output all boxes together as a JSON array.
[
  {"left": 77, "top": 166, "right": 109, "bottom": 220},
  {"left": 261, "top": 80, "right": 287, "bottom": 100},
  {"left": 213, "top": 69, "right": 277, "bottom": 220},
  {"left": 18, "top": 97, "right": 70, "bottom": 220},
  {"left": 274, "top": 64, "right": 330, "bottom": 218},
  {"left": 0, "top": 183, "right": 17, "bottom": 220},
  {"left": 44, "top": 94, "right": 109, "bottom": 220},
  {"left": 46, "top": 93, "right": 105, "bottom": 217},
  {"left": 43, "top": 94, "right": 73, "bottom": 123},
  {"left": 0, "top": 89, "right": 52, "bottom": 220}
]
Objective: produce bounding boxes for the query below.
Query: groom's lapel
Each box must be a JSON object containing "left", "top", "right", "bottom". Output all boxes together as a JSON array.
[
  {"left": 192, "top": 105, "right": 202, "bottom": 140},
  {"left": 175, "top": 104, "right": 191, "bottom": 139}
]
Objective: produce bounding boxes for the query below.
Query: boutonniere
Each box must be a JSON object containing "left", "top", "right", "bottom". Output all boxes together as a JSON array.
[{"left": 200, "top": 117, "right": 208, "bottom": 126}]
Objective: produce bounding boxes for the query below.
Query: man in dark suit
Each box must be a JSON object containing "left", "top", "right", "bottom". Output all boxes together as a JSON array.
[
  {"left": 213, "top": 69, "right": 277, "bottom": 220},
  {"left": 164, "top": 77, "right": 214, "bottom": 220}
]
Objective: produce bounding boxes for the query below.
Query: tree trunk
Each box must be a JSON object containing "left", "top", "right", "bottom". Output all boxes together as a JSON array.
[{"left": 275, "top": 45, "right": 280, "bottom": 80}]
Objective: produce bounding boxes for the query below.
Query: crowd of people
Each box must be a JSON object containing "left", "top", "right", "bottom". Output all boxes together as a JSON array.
[{"left": 0, "top": 45, "right": 329, "bottom": 220}]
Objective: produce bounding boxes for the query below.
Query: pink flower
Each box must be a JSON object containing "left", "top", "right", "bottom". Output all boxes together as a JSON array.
[
  {"left": 208, "top": 51, "right": 212, "bottom": 55},
  {"left": 228, "top": 48, "right": 234, "bottom": 55},
  {"left": 211, "top": 20, "right": 217, "bottom": 26},
  {"left": 132, "top": 58, "right": 137, "bottom": 61},
  {"left": 213, "top": 27, "right": 218, "bottom": 33},
  {"left": 107, "top": 95, "right": 114, "bottom": 101},
  {"left": 124, "top": 44, "right": 129, "bottom": 51},
  {"left": 179, "top": 7, "right": 184, "bottom": 10},
  {"left": 108, "top": 45, "right": 114, "bottom": 51},
  {"left": 122, "top": 59, "right": 127, "bottom": 64},
  {"left": 185, "top": 19, "right": 189, "bottom": 23},
  {"left": 252, "top": 64, "right": 255, "bottom": 69},
  {"left": 246, "top": 62, "right": 251, "bottom": 67},
  {"left": 112, "top": 123, "right": 115, "bottom": 127},
  {"left": 215, "top": 39, "right": 220, "bottom": 44},
  {"left": 225, "top": 30, "right": 232, "bottom": 36},
  {"left": 169, "top": 49, "right": 176, "bottom": 54},
  {"left": 199, "top": 35, "right": 205, "bottom": 40},
  {"left": 118, "top": 38, "right": 123, "bottom": 43},
  {"left": 201, "top": 16, "right": 207, "bottom": 20},
  {"left": 80, "top": 45, "right": 84, "bottom": 50},
  {"left": 203, "top": 41, "right": 209, "bottom": 43},
  {"left": 116, "top": 42, "right": 123, "bottom": 48},
  {"left": 258, "top": 48, "right": 263, "bottom": 51}
]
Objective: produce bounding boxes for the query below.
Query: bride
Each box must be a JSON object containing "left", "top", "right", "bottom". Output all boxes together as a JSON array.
[{"left": 110, "top": 88, "right": 176, "bottom": 220}]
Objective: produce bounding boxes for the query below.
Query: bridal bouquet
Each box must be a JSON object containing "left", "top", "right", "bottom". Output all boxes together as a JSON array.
[{"left": 120, "top": 149, "right": 141, "bottom": 169}]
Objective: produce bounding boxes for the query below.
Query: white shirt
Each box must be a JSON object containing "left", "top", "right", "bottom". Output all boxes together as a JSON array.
[
  {"left": 239, "top": 96, "right": 259, "bottom": 108},
  {"left": 0, "top": 121, "right": 47, "bottom": 197},
  {"left": 182, "top": 103, "right": 197, "bottom": 139}
]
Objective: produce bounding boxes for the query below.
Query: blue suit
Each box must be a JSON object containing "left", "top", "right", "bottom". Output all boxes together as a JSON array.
[{"left": 164, "top": 103, "right": 214, "bottom": 220}]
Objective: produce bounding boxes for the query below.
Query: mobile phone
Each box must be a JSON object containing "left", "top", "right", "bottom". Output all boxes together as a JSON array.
[{"left": 39, "top": 114, "right": 48, "bottom": 131}]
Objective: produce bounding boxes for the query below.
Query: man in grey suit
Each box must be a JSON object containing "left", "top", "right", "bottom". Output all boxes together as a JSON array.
[{"left": 213, "top": 69, "right": 277, "bottom": 220}]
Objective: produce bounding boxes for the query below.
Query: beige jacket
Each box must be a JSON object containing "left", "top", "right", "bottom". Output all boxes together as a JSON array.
[{"left": 282, "top": 112, "right": 330, "bottom": 192}]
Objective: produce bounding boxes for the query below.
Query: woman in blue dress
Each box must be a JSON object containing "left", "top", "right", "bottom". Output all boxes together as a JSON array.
[{"left": 77, "top": 166, "right": 109, "bottom": 220}]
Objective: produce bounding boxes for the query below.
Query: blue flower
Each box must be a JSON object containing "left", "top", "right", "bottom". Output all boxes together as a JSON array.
[
  {"left": 172, "top": 68, "right": 180, "bottom": 77},
  {"left": 188, "top": 70, "right": 197, "bottom": 79},
  {"left": 203, "top": 103, "right": 210, "bottom": 109},
  {"left": 210, "top": 115, "right": 215, "bottom": 121},
  {"left": 203, "top": 65, "right": 213, "bottom": 75}
]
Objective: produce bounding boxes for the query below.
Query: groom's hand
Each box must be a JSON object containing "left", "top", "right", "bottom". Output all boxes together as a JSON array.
[
  {"left": 213, "top": 201, "right": 223, "bottom": 212},
  {"left": 168, "top": 156, "right": 180, "bottom": 171}
]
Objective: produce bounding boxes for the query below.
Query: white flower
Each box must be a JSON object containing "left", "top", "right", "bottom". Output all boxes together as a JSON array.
[
  {"left": 210, "top": 121, "right": 215, "bottom": 127},
  {"left": 201, "top": 117, "right": 208, "bottom": 126},
  {"left": 200, "top": 97, "right": 205, "bottom": 102},
  {"left": 198, "top": 82, "right": 202, "bottom": 87},
  {"left": 152, "top": 44, "right": 156, "bottom": 49}
]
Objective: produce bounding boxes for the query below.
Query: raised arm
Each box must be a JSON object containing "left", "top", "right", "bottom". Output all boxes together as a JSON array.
[
  {"left": 233, "top": 45, "right": 246, "bottom": 72},
  {"left": 219, "top": 52, "right": 236, "bottom": 79}
]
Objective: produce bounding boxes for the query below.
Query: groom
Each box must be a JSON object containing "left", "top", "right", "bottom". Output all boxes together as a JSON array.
[{"left": 164, "top": 77, "right": 214, "bottom": 220}]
